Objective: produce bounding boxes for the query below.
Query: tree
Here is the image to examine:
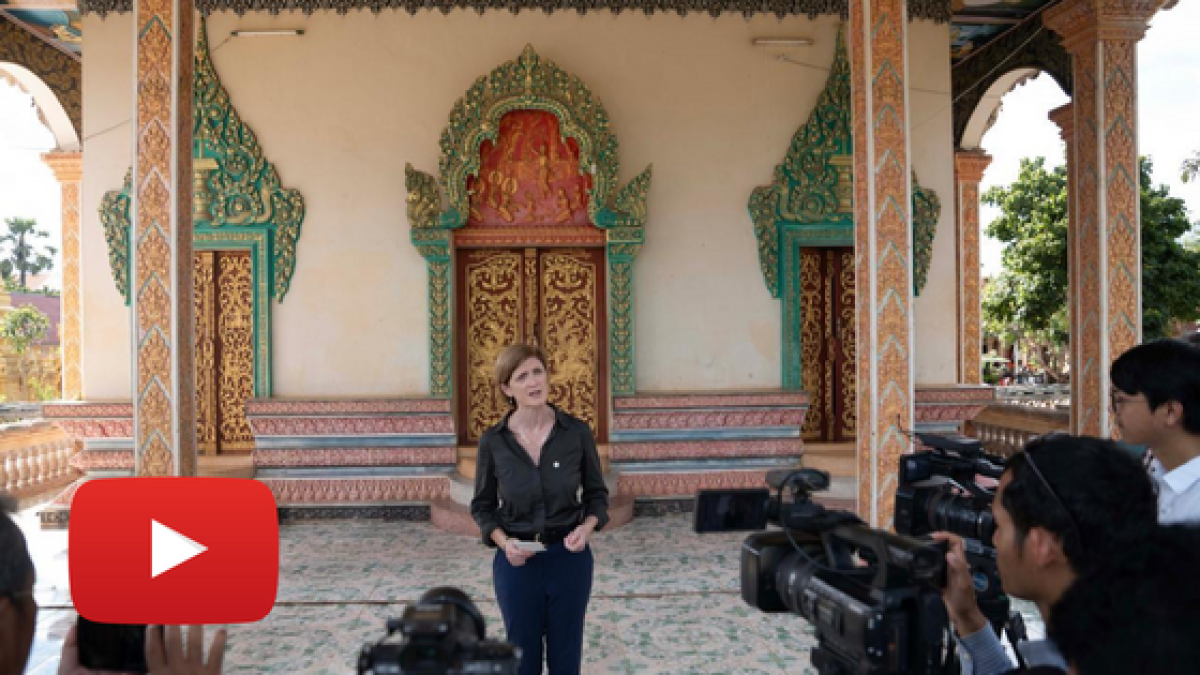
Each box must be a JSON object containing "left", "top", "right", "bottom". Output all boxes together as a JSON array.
[
  {"left": 983, "top": 156, "right": 1200, "bottom": 375},
  {"left": 1183, "top": 150, "right": 1200, "bottom": 183},
  {"left": 0, "top": 305, "right": 51, "bottom": 401},
  {"left": 981, "top": 158, "right": 1070, "bottom": 377},
  {"left": 0, "top": 217, "right": 56, "bottom": 288}
]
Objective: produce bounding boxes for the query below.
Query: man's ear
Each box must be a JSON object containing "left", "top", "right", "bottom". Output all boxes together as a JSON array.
[
  {"left": 1027, "top": 526, "right": 1068, "bottom": 567},
  {"left": 1162, "top": 399, "right": 1185, "bottom": 428}
]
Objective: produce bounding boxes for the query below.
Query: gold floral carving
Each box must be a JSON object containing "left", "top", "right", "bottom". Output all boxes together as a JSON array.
[
  {"left": 838, "top": 250, "right": 857, "bottom": 438},
  {"left": 541, "top": 250, "right": 599, "bottom": 434},
  {"left": 195, "top": 251, "right": 217, "bottom": 453},
  {"left": 217, "top": 253, "right": 255, "bottom": 451},
  {"left": 799, "top": 251, "right": 823, "bottom": 441},
  {"left": 465, "top": 250, "right": 522, "bottom": 439}
]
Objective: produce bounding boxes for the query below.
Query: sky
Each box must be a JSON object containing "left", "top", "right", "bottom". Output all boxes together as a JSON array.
[{"left": 1, "top": 5, "right": 1198, "bottom": 287}]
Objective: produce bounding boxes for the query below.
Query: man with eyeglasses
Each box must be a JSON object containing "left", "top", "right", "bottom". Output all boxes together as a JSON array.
[
  {"left": 1110, "top": 338, "right": 1200, "bottom": 524},
  {"left": 935, "top": 435, "right": 1158, "bottom": 675}
]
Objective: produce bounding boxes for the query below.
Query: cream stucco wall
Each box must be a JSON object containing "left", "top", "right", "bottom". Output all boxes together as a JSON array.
[
  {"left": 81, "top": 15, "right": 133, "bottom": 401},
  {"left": 80, "top": 11, "right": 957, "bottom": 398},
  {"left": 907, "top": 20, "right": 958, "bottom": 385}
]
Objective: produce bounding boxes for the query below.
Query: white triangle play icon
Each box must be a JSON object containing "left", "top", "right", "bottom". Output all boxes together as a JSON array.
[{"left": 151, "top": 519, "right": 207, "bottom": 578}]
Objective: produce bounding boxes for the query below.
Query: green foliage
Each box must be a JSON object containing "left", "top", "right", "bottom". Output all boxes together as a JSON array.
[
  {"left": 0, "top": 305, "right": 51, "bottom": 401},
  {"left": 1139, "top": 157, "right": 1200, "bottom": 339},
  {"left": 1, "top": 306, "right": 51, "bottom": 357},
  {"left": 982, "top": 158, "right": 1070, "bottom": 345},
  {"left": 984, "top": 157, "right": 1200, "bottom": 352},
  {"left": 0, "top": 217, "right": 57, "bottom": 288},
  {"left": 1183, "top": 150, "right": 1200, "bottom": 183}
]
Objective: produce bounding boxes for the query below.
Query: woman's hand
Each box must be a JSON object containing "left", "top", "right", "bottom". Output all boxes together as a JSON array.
[
  {"left": 564, "top": 519, "right": 596, "bottom": 552},
  {"left": 503, "top": 539, "right": 535, "bottom": 566}
]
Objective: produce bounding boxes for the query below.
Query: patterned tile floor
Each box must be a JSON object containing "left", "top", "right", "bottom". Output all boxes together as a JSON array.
[
  {"left": 17, "top": 507, "right": 1044, "bottom": 674},
  {"left": 18, "top": 508, "right": 820, "bottom": 674}
]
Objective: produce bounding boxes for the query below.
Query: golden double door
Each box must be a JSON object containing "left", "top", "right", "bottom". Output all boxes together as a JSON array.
[
  {"left": 800, "top": 247, "right": 857, "bottom": 443},
  {"left": 194, "top": 250, "right": 255, "bottom": 455},
  {"left": 456, "top": 247, "right": 608, "bottom": 445}
]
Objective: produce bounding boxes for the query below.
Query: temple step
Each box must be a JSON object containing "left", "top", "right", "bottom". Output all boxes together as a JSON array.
[
  {"left": 198, "top": 455, "right": 256, "bottom": 479},
  {"left": 802, "top": 442, "right": 856, "bottom": 479}
]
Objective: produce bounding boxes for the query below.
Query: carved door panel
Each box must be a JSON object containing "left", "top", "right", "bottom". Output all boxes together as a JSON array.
[
  {"left": 457, "top": 247, "right": 607, "bottom": 446},
  {"left": 800, "top": 248, "right": 856, "bottom": 442},
  {"left": 194, "top": 250, "right": 255, "bottom": 455}
]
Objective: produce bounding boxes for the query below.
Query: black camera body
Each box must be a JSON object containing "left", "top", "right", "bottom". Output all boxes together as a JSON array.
[
  {"left": 894, "top": 433, "right": 1010, "bottom": 631},
  {"left": 358, "top": 587, "right": 519, "bottom": 675},
  {"left": 699, "top": 469, "right": 952, "bottom": 675}
]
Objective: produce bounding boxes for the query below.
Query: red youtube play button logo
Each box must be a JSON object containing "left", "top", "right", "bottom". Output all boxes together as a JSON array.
[{"left": 70, "top": 477, "right": 278, "bottom": 624}]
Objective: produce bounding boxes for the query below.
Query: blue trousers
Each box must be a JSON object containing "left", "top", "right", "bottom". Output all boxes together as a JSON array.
[{"left": 493, "top": 543, "right": 594, "bottom": 675}]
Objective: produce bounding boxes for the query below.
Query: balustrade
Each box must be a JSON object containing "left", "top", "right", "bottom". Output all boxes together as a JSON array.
[
  {"left": 0, "top": 421, "right": 79, "bottom": 500},
  {"left": 966, "top": 402, "right": 1070, "bottom": 457}
]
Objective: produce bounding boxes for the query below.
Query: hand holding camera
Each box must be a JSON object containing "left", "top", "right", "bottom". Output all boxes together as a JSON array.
[{"left": 933, "top": 532, "right": 990, "bottom": 637}]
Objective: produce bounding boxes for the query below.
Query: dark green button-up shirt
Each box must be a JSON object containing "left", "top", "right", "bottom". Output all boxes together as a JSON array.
[{"left": 470, "top": 405, "right": 609, "bottom": 547}]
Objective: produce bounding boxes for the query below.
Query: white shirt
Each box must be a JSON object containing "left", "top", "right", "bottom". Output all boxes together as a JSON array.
[{"left": 1149, "top": 454, "right": 1200, "bottom": 524}]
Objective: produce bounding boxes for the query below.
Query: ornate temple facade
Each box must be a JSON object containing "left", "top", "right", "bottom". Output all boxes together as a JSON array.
[{"left": 0, "top": 0, "right": 1173, "bottom": 529}]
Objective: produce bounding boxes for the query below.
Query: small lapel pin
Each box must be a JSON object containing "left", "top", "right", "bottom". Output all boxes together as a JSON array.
[{"left": 553, "top": 461, "right": 560, "bottom": 468}]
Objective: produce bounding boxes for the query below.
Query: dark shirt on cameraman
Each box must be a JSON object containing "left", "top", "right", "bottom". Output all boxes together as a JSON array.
[{"left": 470, "top": 405, "right": 609, "bottom": 547}]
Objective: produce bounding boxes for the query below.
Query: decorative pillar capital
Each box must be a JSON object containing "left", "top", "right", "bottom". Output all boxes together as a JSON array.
[
  {"left": 41, "top": 151, "right": 82, "bottom": 183},
  {"left": 1044, "top": 0, "right": 1167, "bottom": 53},
  {"left": 954, "top": 151, "right": 992, "bottom": 184},
  {"left": 1048, "top": 103, "right": 1075, "bottom": 142}
]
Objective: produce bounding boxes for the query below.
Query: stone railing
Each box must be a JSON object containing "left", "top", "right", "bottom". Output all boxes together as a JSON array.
[
  {"left": 994, "top": 385, "right": 1071, "bottom": 409},
  {"left": 0, "top": 420, "right": 79, "bottom": 502},
  {"left": 966, "top": 403, "right": 1070, "bottom": 457}
]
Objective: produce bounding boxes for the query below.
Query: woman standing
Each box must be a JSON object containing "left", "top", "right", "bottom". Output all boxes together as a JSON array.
[{"left": 470, "top": 343, "right": 609, "bottom": 675}]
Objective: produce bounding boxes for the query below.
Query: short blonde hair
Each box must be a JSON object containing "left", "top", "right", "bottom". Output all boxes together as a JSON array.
[{"left": 495, "top": 343, "right": 549, "bottom": 403}]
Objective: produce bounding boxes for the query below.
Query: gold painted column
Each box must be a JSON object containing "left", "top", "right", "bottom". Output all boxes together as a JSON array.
[
  {"left": 848, "top": 0, "right": 914, "bottom": 527},
  {"left": 132, "top": 0, "right": 197, "bottom": 476},
  {"left": 1048, "top": 103, "right": 1079, "bottom": 433},
  {"left": 41, "top": 151, "right": 82, "bottom": 400},
  {"left": 1045, "top": 0, "right": 1163, "bottom": 436},
  {"left": 954, "top": 151, "right": 992, "bottom": 385}
]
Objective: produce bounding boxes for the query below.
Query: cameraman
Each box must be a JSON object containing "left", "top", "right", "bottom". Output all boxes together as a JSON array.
[{"left": 936, "top": 435, "right": 1157, "bottom": 675}]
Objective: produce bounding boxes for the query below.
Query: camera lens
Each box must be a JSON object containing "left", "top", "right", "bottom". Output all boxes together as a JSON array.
[
  {"left": 773, "top": 544, "right": 827, "bottom": 619},
  {"left": 927, "top": 493, "right": 995, "bottom": 547}
]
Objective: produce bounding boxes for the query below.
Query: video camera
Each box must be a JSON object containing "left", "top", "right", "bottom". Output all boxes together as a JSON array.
[
  {"left": 357, "top": 587, "right": 519, "bottom": 675},
  {"left": 894, "top": 433, "right": 1012, "bottom": 634},
  {"left": 695, "top": 468, "right": 954, "bottom": 675}
]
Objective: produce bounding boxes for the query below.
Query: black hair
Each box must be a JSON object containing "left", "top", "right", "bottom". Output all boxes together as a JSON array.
[
  {"left": 1050, "top": 524, "right": 1200, "bottom": 675},
  {"left": 1001, "top": 435, "right": 1156, "bottom": 572},
  {"left": 0, "top": 492, "right": 34, "bottom": 599},
  {"left": 1110, "top": 338, "right": 1200, "bottom": 434}
]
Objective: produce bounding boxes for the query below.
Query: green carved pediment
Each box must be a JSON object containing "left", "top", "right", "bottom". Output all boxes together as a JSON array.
[
  {"left": 911, "top": 171, "right": 940, "bottom": 296},
  {"left": 750, "top": 26, "right": 941, "bottom": 298},
  {"left": 99, "top": 18, "right": 305, "bottom": 304},
  {"left": 424, "top": 44, "right": 649, "bottom": 233}
]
